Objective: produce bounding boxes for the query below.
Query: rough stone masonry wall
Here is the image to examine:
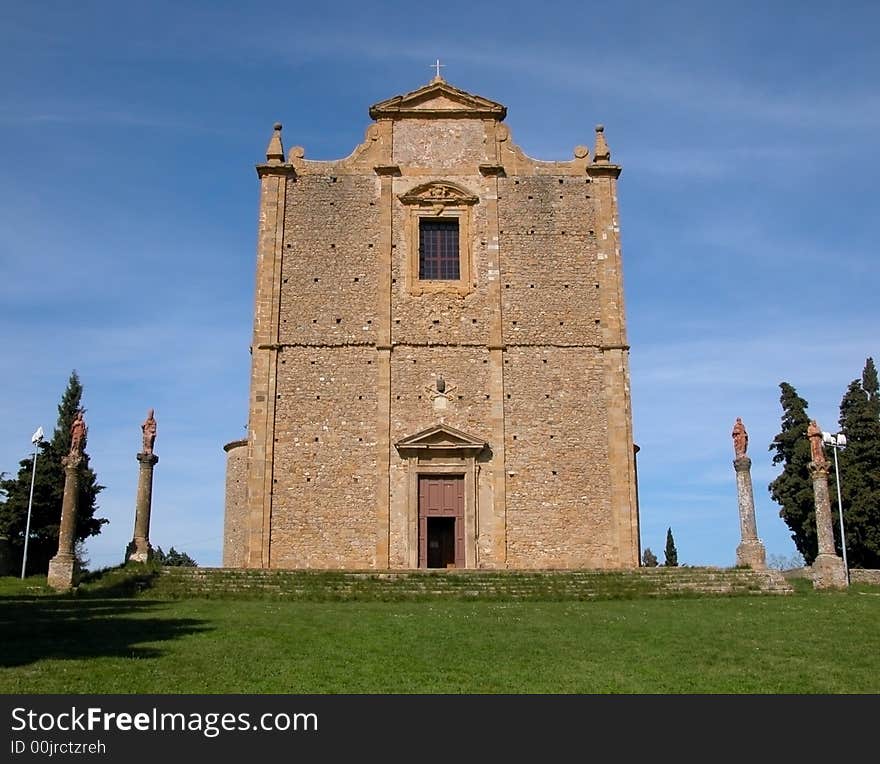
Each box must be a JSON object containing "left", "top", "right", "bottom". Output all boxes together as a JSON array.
[
  {"left": 278, "top": 175, "right": 380, "bottom": 346},
  {"left": 497, "top": 174, "right": 614, "bottom": 567},
  {"left": 392, "top": 119, "right": 489, "bottom": 167},
  {"left": 222, "top": 441, "right": 248, "bottom": 567},
  {"left": 503, "top": 347, "right": 613, "bottom": 567},
  {"left": 388, "top": 346, "right": 493, "bottom": 443},
  {"left": 270, "top": 345, "right": 379, "bottom": 568},
  {"left": 847, "top": 569, "right": 880, "bottom": 585},
  {"left": 268, "top": 174, "right": 381, "bottom": 567},
  {"left": 499, "top": 175, "right": 600, "bottom": 346}
]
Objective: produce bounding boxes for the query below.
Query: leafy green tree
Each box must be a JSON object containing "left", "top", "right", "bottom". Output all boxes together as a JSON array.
[
  {"left": 835, "top": 358, "right": 880, "bottom": 568},
  {"left": 153, "top": 546, "right": 197, "bottom": 567},
  {"left": 664, "top": 528, "right": 678, "bottom": 567},
  {"left": 768, "top": 382, "right": 817, "bottom": 563},
  {"left": 0, "top": 372, "right": 106, "bottom": 574},
  {"left": 641, "top": 547, "right": 658, "bottom": 567}
]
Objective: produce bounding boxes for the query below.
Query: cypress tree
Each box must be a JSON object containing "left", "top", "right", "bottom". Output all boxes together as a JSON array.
[
  {"left": 835, "top": 358, "right": 880, "bottom": 568},
  {"left": 664, "top": 528, "right": 678, "bottom": 567},
  {"left": 768, "top": 382, "right": 817, "bottom": 563},
  {"left": 0, "top": 371, "right": 106, "bottom": 574}
]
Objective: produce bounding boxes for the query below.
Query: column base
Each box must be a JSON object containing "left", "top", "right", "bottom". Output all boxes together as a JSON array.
[
  {"left": 736, "top": 539, "right": 767, "bottom": 570},
  {"left": 47, "top": 554, "right": 79, "bottom": 591},
  {"left": 812, "top": 553, "right": 847, "bottom": 590},
  {"left": 126, "top": 537, "right": 154, "bottom": 564}
]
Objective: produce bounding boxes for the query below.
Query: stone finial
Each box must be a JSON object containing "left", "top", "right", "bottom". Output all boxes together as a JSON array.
[
  {"left": 266, "top": 122, "right": 284, "bottom": 164},
  {"left": 592, "top": 124, "right": 611, "bottom": 164},
  {"left": 732, "top": 417, "right": 748, "bottom": 458}
]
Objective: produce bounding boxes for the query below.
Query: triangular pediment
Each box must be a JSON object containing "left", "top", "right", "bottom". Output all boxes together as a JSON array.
[
  {"left": 369, "top": 79, "right": 506, "bottom": 121},
  {"left": 395, "top": 424, "right": 488, "bottom": 453}
]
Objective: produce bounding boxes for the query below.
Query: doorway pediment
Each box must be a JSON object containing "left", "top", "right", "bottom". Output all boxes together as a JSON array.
[{"left": 395, "top": 424, "right": 488, "bottom": 455}]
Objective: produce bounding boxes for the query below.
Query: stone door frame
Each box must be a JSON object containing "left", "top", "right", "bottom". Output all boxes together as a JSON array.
[
  {"left": 395, "top": 424, "right": 487, "bottom": 569},
  {"left": 418, "top": 474, "right": 465, "bottom": 569}
]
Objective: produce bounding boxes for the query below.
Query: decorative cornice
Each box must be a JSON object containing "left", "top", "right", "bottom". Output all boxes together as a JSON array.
[
  {"left": 255, "top": 341, "right": 622, "bottom": 351},
  {"left": 256, "top": 164, "right": 296, "bottom": 179},
  {"left": 478, "top": 164, "right": 506, "bottom": 177},
  {"left": 586, "top": 164, "right": 621, "bottom": 179}
]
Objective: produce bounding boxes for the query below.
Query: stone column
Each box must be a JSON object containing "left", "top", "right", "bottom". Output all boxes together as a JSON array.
[
  {"left": 47, "top": 453, "right": 82, "bottom": 591},
  {"left": 126, "top": 452, "right": 158, "bottom": 563},
  {"left": 809, "top": 460, "right": 847, "bottom": 589},
  {"left": 734, "top": 456, "right": 766, "bottom": 569}
]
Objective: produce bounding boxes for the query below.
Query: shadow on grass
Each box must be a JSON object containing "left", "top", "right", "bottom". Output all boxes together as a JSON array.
[
  {"left": 0, "top": 598, "right": 211, "bottom": 668},
  {"left": 0, "top": 566, "right": 211, "bottom": 668}
]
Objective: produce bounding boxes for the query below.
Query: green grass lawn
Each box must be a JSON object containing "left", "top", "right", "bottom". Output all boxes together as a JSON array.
[{"left": 1, "top": 575, "right": 878, "bottom": 694}]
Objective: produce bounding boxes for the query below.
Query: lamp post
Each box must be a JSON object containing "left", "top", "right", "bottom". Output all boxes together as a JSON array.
[
  {"left": 822, "top": 431, "right": 849, "bottom": 585},
  {"left": 21, "top": 426, "right": 44, "bottom": 579}
]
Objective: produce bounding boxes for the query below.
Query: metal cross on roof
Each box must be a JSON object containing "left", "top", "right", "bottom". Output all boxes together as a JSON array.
[{"left": 431, "top": 59, "right": 445, "bottom": 79}]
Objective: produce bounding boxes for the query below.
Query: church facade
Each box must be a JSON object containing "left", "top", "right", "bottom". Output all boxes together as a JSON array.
[{"left": 223, "top": 76, "right": 640, "bottom": 570}]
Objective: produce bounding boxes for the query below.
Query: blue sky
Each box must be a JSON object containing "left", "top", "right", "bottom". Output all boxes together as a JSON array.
[{"left": 1, "top": 1, "right": 877, "bottom": 570}]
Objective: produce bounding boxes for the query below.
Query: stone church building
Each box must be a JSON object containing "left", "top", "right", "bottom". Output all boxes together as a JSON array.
[{"left": 223, "top": 75, "right": 640, "bottom": 570}]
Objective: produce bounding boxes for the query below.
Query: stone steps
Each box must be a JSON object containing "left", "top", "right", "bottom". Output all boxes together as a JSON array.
[{"left": 147, "top": 567, "right": 792, "bottom": 600}]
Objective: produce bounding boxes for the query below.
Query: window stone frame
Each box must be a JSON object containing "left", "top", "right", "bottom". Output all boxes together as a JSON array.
[{"left": 399, "top": 181, "right": 479, "bottom": 297}]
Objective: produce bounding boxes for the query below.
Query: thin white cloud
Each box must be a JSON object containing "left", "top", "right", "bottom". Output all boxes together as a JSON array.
[
  {"left": 0, "top": 107, "right": 213, "bottom": 132},
  {"left": 250, "top": 31, "right": 880, "bottom": 132}
]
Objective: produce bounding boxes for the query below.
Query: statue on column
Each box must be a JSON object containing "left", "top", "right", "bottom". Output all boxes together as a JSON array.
[
  {"left": 48, "top": 411, "right": 87, "bottom": 590},
  {"left": 128, "top": 408, "right": 159, "bottom": 563},
  {"left": 806, "top": 418, "right": 846, "bottom": 588},
  {"left": 732, "top": 417, "right": 748, "bottom": 458},
  {"left": 69, "top": 410, "right": 87, "bottom": 457},
  {"left": 142, "top": 408, "right": 157, "bottom": 455},
  {"left": 807, "top": 419, "right": 826, "bottom": 465},
  {"left": 731, "top": 416, "right": 765, "bottom": 569}
]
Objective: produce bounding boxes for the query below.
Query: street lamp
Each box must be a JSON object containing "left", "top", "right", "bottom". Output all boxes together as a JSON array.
[
  {"left": 21, "top": 426, "right": 44, "bottom": 579},
  {"left": 822, "top": 430, "right": 849, "bottom": 585}
]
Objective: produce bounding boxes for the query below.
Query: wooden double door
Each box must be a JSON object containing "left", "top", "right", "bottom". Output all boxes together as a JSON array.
[{"left": 418, "top": 475, "right": 465, "bottom": 569}]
